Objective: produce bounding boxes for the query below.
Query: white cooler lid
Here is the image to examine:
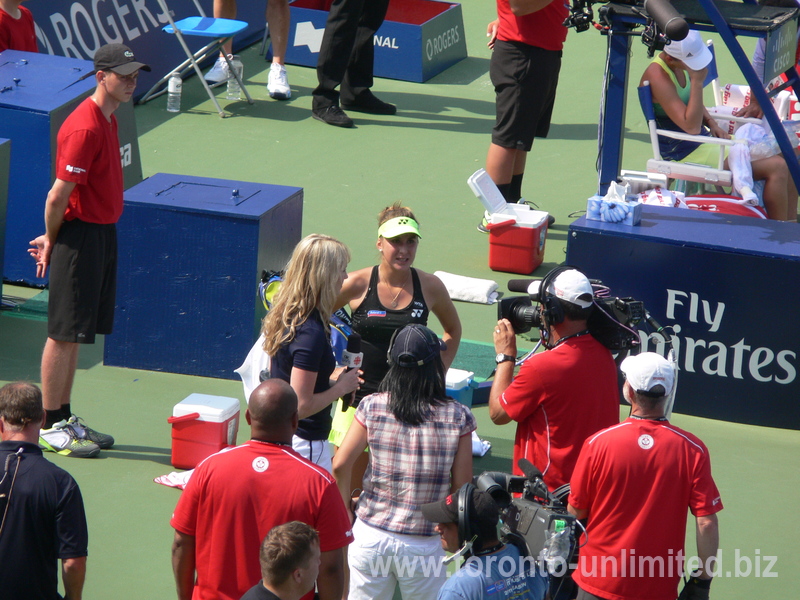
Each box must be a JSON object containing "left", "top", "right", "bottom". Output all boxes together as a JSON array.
[
  {"left": 173, "top": 393, "right": 240, "bottom": 422},
  {"left": 446, "top": 368, "right": 475, "bottom": 390},
  {"left": 490, "top": 205, "right": 548, "bottom": 228}
]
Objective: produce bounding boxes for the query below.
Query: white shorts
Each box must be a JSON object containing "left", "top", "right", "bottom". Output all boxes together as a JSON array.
[
  {"left": 291, "top": 435, "right": 332, "bottom": 473},
  {"left": 348, "top": 518, "right": 447, "bottom": 600}
]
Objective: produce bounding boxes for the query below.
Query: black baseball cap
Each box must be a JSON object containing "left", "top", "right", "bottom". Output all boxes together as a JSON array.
[
  {"left": 93, "top": 43, "right": 151, "bottom": 75},
  {"left": 421, "top": 488, "right": 499, "bottom": 526},
  {"left": 389, "top": 324, "right": 446, "bottom": 368}
]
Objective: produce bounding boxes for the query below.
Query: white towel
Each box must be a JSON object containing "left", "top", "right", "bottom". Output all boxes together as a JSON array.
[
  {"left": 471, "top": 431, "right": 491, "bottom": 457},
  {"left": 234, "top": 333, "right": 270, "bottom": 403},
  {"left": 434, "top": 271, "right": 499, "bottom": 305},
  {"left": 154, "top": 469, "right": 193, "bottom": 490}
]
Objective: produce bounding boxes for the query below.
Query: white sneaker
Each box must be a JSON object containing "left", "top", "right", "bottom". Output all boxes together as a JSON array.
[
  {"left": 267, "top": 63, "right": 291, "bottom": 100},
  {"left": 205, "top": 56, "right": 231, "bottom": 84}
]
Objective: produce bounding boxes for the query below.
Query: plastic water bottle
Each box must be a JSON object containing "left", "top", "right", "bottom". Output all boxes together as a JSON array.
[
  {"left": 226, "top": 56, "right": 243, "bottom": 100},
  {"left": 166, "top": 73, "right": 182, "bottom": 113},
  {"left": 542, "top": 520, "right": 571, "bottom": 575}
]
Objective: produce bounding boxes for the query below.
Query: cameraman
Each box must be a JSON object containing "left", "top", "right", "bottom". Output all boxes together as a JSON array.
[
  {"left": 568, "top": 353, "right": 722, "bottom": 600},
  {"left": 489, "top": 268, "right": 619, "bottom": 492},
  {"left": 421, "top": 484, "right": 547, "bottom": 600}
]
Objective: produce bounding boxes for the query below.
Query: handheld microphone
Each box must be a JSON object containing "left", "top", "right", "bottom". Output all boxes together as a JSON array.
[
  {"left": 340, "top": 333, "right": 363, "bottom": 411},
  {"left": 643, "top": 0, "right": 689, "bottom": 41}
]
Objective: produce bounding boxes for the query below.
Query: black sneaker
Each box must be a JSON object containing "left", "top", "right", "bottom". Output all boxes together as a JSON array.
[
  {"left": 68, "top": 415, "right": 115, "bottom": 449},
  {"left": 312, "top": 105, "right": 354, "bottom": 128},
  {"left": 341, "top": 91, "right": 396, "bottom": 115}
]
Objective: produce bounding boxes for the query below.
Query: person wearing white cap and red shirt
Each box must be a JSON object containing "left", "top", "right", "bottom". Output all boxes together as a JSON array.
[
  {"left": 568, "top": 352, "right": 723, "bottom": 600},
  {"left": 641, "top": 29, "right": 796, "bottom": 221},
  {"left": 489, "top": 267, "right": 618, "bottom": 598}
]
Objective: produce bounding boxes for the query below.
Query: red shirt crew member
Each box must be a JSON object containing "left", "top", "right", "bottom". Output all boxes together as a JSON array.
[{"left": 569, "top": 352, "right": 722, "bottom": 600}]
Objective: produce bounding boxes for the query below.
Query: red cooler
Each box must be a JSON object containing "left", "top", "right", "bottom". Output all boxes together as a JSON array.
[
  {"left": 467, "top": 169, "right": 549, "bottom": 275},
  {"left": 169, "top": 394, "right": 241, "bottom": 469},
  {"left": 487, "top": 209, "right": 548, "bottom": 274}
]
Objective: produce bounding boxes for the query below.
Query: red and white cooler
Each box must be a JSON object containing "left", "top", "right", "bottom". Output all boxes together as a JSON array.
[
  {"left": 168, "top": 394, "right": 241, "bottom": 469},
  {"left": 468, "top": 169, "right": 549, "bottom": 275}
]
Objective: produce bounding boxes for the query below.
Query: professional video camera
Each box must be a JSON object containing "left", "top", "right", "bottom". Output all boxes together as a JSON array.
[
  {"left": 564, "top": 0, "right": 689, "bottom": 57},
  {"left": 497, "top": 267, "right": 644, "bottom": 351},
  {"left": 475, "top": 459, "right": 578, "bottom": 574}
]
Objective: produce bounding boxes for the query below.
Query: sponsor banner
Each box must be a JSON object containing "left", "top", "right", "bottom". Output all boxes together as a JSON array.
[
  {"left": 286, "top": 0, "right": 467, "bottom": 83},
  {"left": 27, "top": 0, "right": 265, "bottom": 101},
  {"left": 566, "top": 205, "right": 800, "bottom": 429}
]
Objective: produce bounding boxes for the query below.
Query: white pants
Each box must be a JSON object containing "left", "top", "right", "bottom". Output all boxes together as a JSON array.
[
  {"left": 348, "top": 518, "right": 447, "bottom": 600},
  {"left": 291, "top": 435, "right": 332, "bottom": 473}
]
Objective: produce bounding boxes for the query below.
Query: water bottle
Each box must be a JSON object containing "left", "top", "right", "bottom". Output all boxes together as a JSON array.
[
  {"left": 542, "top": 520, "right": 571, "bottom": 575},
  {"left": 226, "top": 55, "right": 243, "bottom": 100},
  {"left": 166, "top": 72, "right": 182, "bottom": 113}
]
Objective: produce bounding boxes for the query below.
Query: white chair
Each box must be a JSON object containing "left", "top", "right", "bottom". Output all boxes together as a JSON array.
[
  {"left": 138, "top": 0, "right": 254, "bottom": 117},
  {"left": 638, "top": 80, "right": 747, "bottom": 189},
  {"left": 638, "top": 41, "right": 763, "bottom": 191}
]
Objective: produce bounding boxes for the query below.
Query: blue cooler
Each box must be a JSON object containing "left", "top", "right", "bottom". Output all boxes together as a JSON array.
[{"left": 446, "top": 368, "right": 477, "bottom": 408}]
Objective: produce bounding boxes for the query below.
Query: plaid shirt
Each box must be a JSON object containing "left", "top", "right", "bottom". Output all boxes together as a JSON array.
[{"left": 354, "top": 393, "right": 476, "bottom": 536}]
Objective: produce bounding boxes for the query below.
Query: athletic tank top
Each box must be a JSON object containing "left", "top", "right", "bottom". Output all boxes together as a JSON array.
[
  {"left": 650, "top": 56, "right": 709, "bottom": 161},
  {"left": 350, "top": 266, "right": 429, "bottom": 399}
]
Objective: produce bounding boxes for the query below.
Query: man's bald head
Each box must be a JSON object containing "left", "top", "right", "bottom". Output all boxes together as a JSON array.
[{"left": 248, "top": 379, "right": 298, "bottom": 435}]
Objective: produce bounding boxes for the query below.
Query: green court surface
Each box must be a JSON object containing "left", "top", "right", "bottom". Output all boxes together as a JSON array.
[{"left": 2, "top": 5, "right": 798, "bottom": 598}]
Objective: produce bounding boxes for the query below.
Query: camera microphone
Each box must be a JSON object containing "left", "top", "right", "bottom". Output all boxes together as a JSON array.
[
  {"left": 508, "top": 279, "right": 541, "bottom": 299},
  {"left": 518, "top": 458, "right": 543, "bottom": 481},
  {"left": 643, "top": 0, "right": 689, "bottom": 41},
  {"left": 518, "top": 458, "right": 551, "bottom": 499},
  {"left": 340, "top": 333, "right": 363, "bottom": 411}
]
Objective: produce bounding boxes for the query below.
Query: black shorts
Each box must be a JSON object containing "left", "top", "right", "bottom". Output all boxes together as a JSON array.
[
  {"left": 48, "top": 219, "right": 118, "bottom": 344},
  {"left": 491, "top": 40, "right": 562, "bottom": 152}
]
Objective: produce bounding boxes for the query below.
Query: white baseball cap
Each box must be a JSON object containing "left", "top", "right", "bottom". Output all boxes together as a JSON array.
[
  {"left": 664, "top": 30, "right": 712, "bottom": 71},
  {"left": 548, "top": 269, "right": 594, "bottom": 308},
  {"left": 620, "top": 352, "right": 676, "bottom": 397}
]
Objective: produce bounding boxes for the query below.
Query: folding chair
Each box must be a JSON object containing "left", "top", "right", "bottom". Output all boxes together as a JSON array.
[
  {"left": 638, "top": 41, "right": 762, "bottom": 190},
  {"left": 639, "top": 81, "right": 741, "bottom": 188},
  {"left": 138, "top": 0, "right": 254, "bottom": 117}
]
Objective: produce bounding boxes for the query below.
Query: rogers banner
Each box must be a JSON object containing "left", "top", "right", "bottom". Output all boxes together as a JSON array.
[{"left": 28, "top": 0, "right": 265, "bottom": 101}]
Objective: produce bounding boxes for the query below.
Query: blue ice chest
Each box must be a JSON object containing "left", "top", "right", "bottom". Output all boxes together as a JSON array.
[
  {"left": 446, "top": 368, "right": 477, "bottom": 408},
  {"left": 104, "top": 174, "right": 303, "bottom": 379},
  {"left": 285, "top": 0, "right": 467, "bottom": 82},
  {"left": 0, "top": 50, "right": 143, "bottom": 284}
]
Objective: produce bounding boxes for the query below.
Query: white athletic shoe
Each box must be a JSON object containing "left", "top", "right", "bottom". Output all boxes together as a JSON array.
[
  {"left": 205, "top": 56, "right": 231, "bottom": 84},
  {"left": 267, "top": 63, "right": 291, "bottom": 100}
]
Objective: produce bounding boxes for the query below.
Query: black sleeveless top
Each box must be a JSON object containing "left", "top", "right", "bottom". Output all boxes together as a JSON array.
[{"left": 350, "top": 266, "right": 430, "bottom": 399}]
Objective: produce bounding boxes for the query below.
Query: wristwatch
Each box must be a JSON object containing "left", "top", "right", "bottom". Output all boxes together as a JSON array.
[{"left": 495, "top": 353, "right": 515, "bottom": 365}]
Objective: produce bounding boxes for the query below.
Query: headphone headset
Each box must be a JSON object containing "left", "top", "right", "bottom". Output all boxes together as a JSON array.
[
  {"left": 456, "top": 482, "right": 481, "bottom": 553},
  {"left": 538, "top": 265, "right": 575, "bottom": 330}
]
